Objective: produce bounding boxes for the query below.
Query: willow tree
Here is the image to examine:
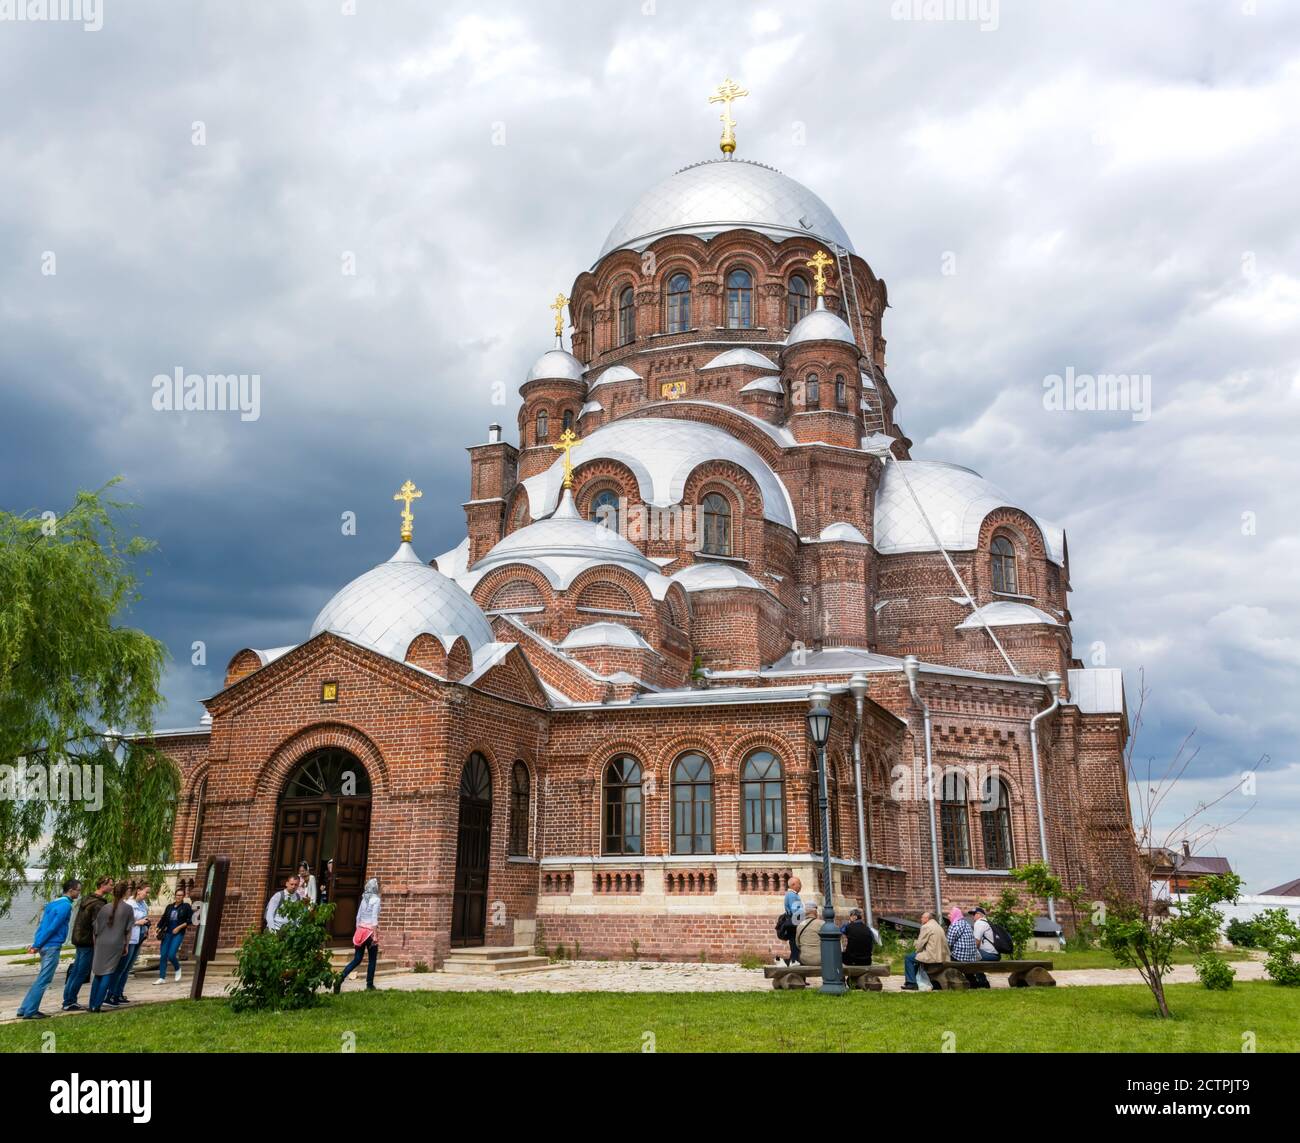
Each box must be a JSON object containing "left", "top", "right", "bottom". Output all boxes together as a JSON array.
[{"left": 0, "top": 480, "right": 177, "bottom": 915}]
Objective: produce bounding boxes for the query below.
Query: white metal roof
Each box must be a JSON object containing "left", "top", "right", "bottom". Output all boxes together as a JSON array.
[
  {"left": 700, "top": 348, "right": 781, "bottom": 372},
  {"left": 1068, "top": 667, "right": 1126, "bottom": 714},
  {"left": 956, "top": 601, "right": 1061, "bottom": 629}
]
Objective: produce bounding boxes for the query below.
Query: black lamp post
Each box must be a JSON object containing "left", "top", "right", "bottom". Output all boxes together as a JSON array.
[{"left": 807, "top": 682, "right": 845, "bottom": 995}]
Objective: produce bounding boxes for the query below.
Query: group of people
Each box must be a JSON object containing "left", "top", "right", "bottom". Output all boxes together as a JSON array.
[
  {"left": 779, "top": 876, "right": 880, "bottom": 968},
  {"left": 902, "top": 905, "right": 1003, "bottom": 990},
  {"left": 16, "top": 876, "right": 199, "bottom": 1020},
  {"left": 263, "top": 866, "right": 381, "bottom": 992}
]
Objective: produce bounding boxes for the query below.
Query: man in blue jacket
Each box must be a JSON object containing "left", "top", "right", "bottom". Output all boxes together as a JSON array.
[{"left": 16, "top": 878, "right": 81, "bottom": 1019}]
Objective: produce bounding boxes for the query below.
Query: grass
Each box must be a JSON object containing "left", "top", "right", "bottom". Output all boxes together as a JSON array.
[{"left": 0, "top": 981, "right": 1293, "bottom": 1053}]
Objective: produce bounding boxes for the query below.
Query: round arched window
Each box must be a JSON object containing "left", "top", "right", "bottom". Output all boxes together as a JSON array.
[{"left": 726, "top": 268, "right": 753, "bottom": 329}]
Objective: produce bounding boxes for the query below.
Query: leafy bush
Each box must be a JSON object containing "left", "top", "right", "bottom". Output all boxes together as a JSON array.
[
  {"left": 1253, "top": 909, "right": 1300, "bottom": 985},
  {"left": 1194, "top": 954, "right": 1235, "bottom": 990},
  {"left": 981, "top": 888, "right": 1036, "bottom": 957},
  {"left": 1225, "top": 917, "right": 1261, "bottom": 948},
  {"left": 228, "top": 899, "right": 337, "bottom": 1013}
]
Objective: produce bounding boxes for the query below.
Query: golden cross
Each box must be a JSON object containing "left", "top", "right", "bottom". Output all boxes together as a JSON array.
[
  {"left": 393, "top": 479, "right": 423, "bottom": 542},
  {"left": 708, "top": 78, "right": 749, "bottom": 155},
  {"left": 551, "top": 292, "right": 569, "bottom": 339},
  {"left": 806, "top": 249, "right": 835, "bottom": 297},
  {"left": 551, "top": 428, "right": 581, "bottom": 490}
]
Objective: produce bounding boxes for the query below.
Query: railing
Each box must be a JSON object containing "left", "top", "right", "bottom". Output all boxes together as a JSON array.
[
  {"left": 737, "top": 867, "right": 792, "bottom": 895},
  {"left": 664, "top": 868, "right": 717, "bottom": 895},
  {"left": 592, "top": 870, "right": 643, "bottom": 895},
  {"left": 541, "top": 871, "right": 574, "bottom": 895}
]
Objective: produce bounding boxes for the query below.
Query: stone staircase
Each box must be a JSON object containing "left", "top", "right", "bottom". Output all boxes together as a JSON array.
[{"left": 439, "top": 945, "right": 554, "bottom": 976}]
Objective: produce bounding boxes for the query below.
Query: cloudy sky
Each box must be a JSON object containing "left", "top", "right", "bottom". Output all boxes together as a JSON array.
[{"left": 2, "top": 0, "right": 1297, "bottom": 892}]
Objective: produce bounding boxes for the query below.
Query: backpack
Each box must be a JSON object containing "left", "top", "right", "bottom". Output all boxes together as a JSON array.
[
  {"left": 988, "top": 922, "right": 1014, "bottom": 955},
  {"left": 775, "top": 912, "right": 795, "bottom": 941}
]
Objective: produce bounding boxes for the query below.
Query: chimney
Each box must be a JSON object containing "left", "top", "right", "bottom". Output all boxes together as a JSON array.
[
  {"left": 488, "top": 423, "right": 502, "bottom": 444},
  {"left": 1181, "top": 839, "right": 1191, "bottom": 858}
]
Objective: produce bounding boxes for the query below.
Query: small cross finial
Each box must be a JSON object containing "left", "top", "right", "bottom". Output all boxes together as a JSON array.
[
  {"left": 393, "top": 479, "right": 423, "bottom": 542},
  {"left": 551, "top": 428, "right": 582, "bottom": 490},
  {"left": 806, "top": 249, "right": 835, "bottom": 297},
  {"left": 551, "top": 292, "right": 569, "bottom": 341},
  {"left": 708, "top": 78, "right": 749, "bottom": 156}
]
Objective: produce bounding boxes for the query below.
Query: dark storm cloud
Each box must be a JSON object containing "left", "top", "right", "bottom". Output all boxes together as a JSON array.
[{"left": 2, "top": 0, "right": 1296, "bottom": 887}]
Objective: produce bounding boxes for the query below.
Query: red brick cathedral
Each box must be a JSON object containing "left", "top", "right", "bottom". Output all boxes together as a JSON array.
[{"left": 162, "top": 110, "right": 1139, "bottom": 966}]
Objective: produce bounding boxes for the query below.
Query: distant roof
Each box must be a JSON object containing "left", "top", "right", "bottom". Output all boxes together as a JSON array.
[{"left": 1261, "top": 878, "right": 1300, "bottom": 896}]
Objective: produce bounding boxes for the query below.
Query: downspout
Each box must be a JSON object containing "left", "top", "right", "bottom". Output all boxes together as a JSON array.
[
  {"left": 1029, "top": 671, "right": 1063, "bottom": 925},
  {"left": 849, "top": 672, "right": 872, "bottom": 926},
  {"left": 903, "top": 655, "right": 943, "bottom": 917}
]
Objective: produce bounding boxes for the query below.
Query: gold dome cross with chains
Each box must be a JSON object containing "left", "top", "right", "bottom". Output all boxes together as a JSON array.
[
  {"left": 393, "top": 479, "right": 423, "bottom": 542},
  {"left": 709, "top": 78, "right": 748, "bottom": 155},
  {"left": 806, "top": 249, "right": 835, "bottom": 297},
  {"left": 551, "top": 292, "right": 569, "bottom": 339},
  {"left": 552, "top": 428, "right": 581, "bottom": 489}
]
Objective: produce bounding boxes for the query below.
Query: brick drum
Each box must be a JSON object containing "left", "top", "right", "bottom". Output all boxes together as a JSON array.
[{"left": 156, "top": 150, "right": 1141, "bottom": 968}]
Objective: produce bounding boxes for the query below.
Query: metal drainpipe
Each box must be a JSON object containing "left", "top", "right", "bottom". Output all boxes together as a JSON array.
[
  {"left": 849, "top": 672, "right": 873, "bottom": 926},
  {"left": 1029, "top": 671, "right": 1064, "bottom": 925},
  {"left": 903, "top": 656, "right": 943, "bottom": 918}
]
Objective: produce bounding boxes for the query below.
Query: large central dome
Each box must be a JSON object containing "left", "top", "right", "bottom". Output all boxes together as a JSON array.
[{"left": 597, "top": 159, "right": 855, "bottom": 259}]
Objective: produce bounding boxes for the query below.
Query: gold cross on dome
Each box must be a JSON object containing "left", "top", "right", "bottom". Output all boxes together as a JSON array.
[
  {"left": 708, "top": 78, "right": 749, "bottom": 155},
  {"left": 806, "top": 249, "right": 835, "bottom": 297},
  {"left": 551, "top": 428, "right": 582, "bottom": 489},
  {"left": 551, "top": 292, "right": 569, "bottom": 339},
  {"left": 393, "top": 479, "right": 423, "bottom": 542}
]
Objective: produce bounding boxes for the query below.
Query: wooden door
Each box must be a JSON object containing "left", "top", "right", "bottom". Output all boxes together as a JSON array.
[
  {"left": 451, "top": 754, "right": 492, "bottom": 947},
  {"left": 329, "top": 799, "right": 371, "bottom": 938},
  {"left": 269, "top": 801, "right": 328, "bottom": 902}
]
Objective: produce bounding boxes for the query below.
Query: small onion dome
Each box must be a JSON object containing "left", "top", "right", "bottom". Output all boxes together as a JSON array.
[
  {"left": 525, "top": 347, "right": 585, "bottom": 383},
  {"left": 785, "top": 296, "right": 856, "bottom": 348},
  {"left": 670, "top": 562, "right": 765, "bottom": 592},
  {"left": 956, "top": 601, "right": 1061, "bottom": 629},
  {"left": 311, "top": 541, "right": 495, "bottom": 661},
  {"left": 558, "top": 622, "right": 653, "bottom": 651},
  {"left": 818, "top": 522, "right": 868, "bottom": 543}
]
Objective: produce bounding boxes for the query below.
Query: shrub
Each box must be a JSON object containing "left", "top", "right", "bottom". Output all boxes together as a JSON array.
[
  {"left": 1265, "top": 947, "right": 1300, "bottom": 986},
  {"left": 1224, "top": 917, "right": 1261, "bottom": 948},
  {"left": 1194, "top": 954, "right": 1235, "bottom": 990},
  {"left": 412, "top": 960, "right": 431, "bottom": 974},
  {"left": 738, "top": 951, "right": 766, "bottom": 971},
  {"left": 228, "top": 899, "right": 337, "bottom": 1013},
  {"left": 981, "top": 888, "right": 1036, "bottom": 957},
  {"left": 1254, "top": 909, "right": 1300, "bottom": 985}
]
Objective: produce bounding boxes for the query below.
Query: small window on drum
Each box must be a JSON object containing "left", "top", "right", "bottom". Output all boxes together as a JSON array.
[
  {"left": 535, "top": 409, "right": 549, "bottom": 444},
  {"left": 805, "top": 373, "right": 820, "bottom": 409},
  {"left": 991, "top": 536, "right": 1018, "bottom": 594},
  {"left": 700, "top": 492, "right": 732, "bottom": 556},
  {"left": 666, "top": 273, "right": 692, "bottom": 333},
  {"left": 590, "top": 488, "right": 620, "bottom": 532},
  {"left": 835, "top": 374, "right": 847, "bottom": 409},
  {"left": 726, "top": 268, "right": 753, "bottom": 329},
  {"left": 618, "top": 286, "right": 635, "bottom": 346}
]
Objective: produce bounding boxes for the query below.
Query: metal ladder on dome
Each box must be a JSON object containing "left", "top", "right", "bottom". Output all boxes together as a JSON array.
[{"left": 831, "top": 242, "right": 888, "bottom": 439}]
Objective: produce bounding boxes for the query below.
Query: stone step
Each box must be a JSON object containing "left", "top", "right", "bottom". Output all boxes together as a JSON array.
[
  {"left": 441, "top": 951, "right": 553, "bottom": 975},
  {"left": 442, "top": 945, "right": 536, "bottom": 960}
]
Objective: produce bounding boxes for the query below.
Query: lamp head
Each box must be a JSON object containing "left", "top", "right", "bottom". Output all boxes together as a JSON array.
[
  {"left": 806, "top": 682, "right": 832, "bottom": 749},
  {"left": 849, "top": 672, "right": 869, "bottom": 701}
]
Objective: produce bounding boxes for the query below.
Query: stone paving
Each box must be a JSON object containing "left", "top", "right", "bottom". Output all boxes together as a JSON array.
[{"left": 0, "top": 952, "right": 1269, "bottom": 1023}]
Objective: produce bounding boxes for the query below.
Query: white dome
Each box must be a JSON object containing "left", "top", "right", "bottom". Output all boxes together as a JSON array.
[
  {"left": 558, "top": 622, "right": 652, "bottom": 650},
  {"left": 598, "top": 159, "right": 855, "bottom": 258},
  {"left": 311, "top": 542, "right": 495, "bottom": 661},
  {"left": 818, "top": 522, "right": 868, "bottom": 543},
  {"left": 472, "top": 490, "right": 659, "bottom": 578},
  {"left": 521, "top": 417, "right": 798, "bottom": 530},
  {"left": 785, "top": 299, "right": 856, "bottom": 347},
  {"left": 670, "top": 562, "right": 765, "bottom": 592},
  {"left": 525, "top": 348, "right": 584, "bottom": 383},
  {"left": 875, "top": 460, "right": 1066, "bottom": 565}
]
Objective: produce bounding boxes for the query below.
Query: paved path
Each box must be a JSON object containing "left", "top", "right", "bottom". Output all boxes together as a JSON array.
[{"left": 0, "top": 953, "right": 1269, "bottom": 1023}]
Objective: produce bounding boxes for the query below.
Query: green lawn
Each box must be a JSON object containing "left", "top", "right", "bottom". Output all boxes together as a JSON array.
[{"left": 0, "top": 981, "right": 1293, "bottom": 1053}]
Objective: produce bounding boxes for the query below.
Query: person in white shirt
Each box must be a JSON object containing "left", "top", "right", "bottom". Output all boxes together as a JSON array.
[
  {"left": 296, "top": 862, "right": 318, "bottom": 904},
  {"left": 265, "top": 875, "right": 301, "bottom": 932},
  {"left": 335, "top": 878, "right": 381, "bottom": 992}
]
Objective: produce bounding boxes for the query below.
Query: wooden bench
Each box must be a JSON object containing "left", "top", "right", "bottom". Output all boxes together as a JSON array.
[
  {"left": 763, "top": 963, "right": 890, "bottom": 991},
  {"left": 933, "top": 959, "right": 1055, "bottom": 990}
]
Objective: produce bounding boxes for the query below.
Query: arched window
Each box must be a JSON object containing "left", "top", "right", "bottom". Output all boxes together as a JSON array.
[
  {"left": 805, "top": 372, "right": 820, "bottom": 409},
  {"left": 508, "top": 762, "right": 531, "bottom": 856},
  {"left": 991, "top": 536, "right": 1018, "bottom": 594},
  {"left": 809, "top": 760, "right": 840, "bottom": 854},
  {"left": 725, "top": 268, "right": 753, "bottom": 329},
  {"left": 666, "top": 272, "right": 691, "bottom": 333},
  {"left": 590, "top": 488, "right": 620, "bottom": 532},
  {"left": 562, "top": 408, "right": 574, "bottom": 432},
  {"left": 617, "top": 286, "right": 635, "bottom": 346},
  {"left": 188, "top": 775, "right": 208, "bottom": 863},
  {"left": 535, "top": 409, "right": 549, "bottom": 444},
  {"left": 787, "top": 273, "right": 811, "bottom": 327},
  {"left": 672, "top": 754, "right": 714, "bottom": 854},
  {"left": 980, "top": 777, "right": 1014, "bottom": 869},
  {"left": 700, "top": 492, "right": 732, "bottom": 556},
  {"left": 835, "top": 373, "right": 847, "bottom": 409},
  {"left": 603, "top": 756, "right": 642, "bottom": 855},
  {"left": 581, "top": 304, "right": 594, "bottom": 355},
  {"left": 742, "top": 751, "right": 784, "bottom": 853},
  {"left": 939, "top": 769, "right": 971, "bottom": 867},
  {"left": 283, "top": 748, "right": 372, "bottom": 799}
]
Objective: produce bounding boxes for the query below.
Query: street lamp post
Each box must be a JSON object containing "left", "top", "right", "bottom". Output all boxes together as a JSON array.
[{"left": 807, "top": 682, "right": 846, "bottom": 995}]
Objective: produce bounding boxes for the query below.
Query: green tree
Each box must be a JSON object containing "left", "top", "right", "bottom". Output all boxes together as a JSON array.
[
  {"left": 0, "top": 481, "right": 176, "bottom": 914},
  {"left": 228, "top": 898, "right": 338, "bottom": 1012}
]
